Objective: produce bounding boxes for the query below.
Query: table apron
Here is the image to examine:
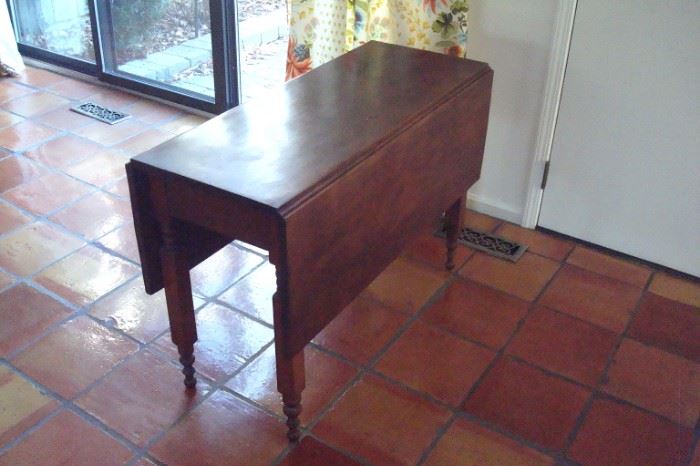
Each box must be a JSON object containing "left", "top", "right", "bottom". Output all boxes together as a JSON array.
[{"left": 282, "top": 71, "right": 493, "bottom": 355}]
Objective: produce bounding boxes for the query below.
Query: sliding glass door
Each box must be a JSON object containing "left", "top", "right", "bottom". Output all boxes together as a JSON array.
[
  {"left": 7, "top": 0, "right": 239, "bottom": 113},
  {"left": 10, "top": 0, "right": 96, "bottom": 68},
  {"left": 102, "top": 1, "right": 215, "bottom": 98}
]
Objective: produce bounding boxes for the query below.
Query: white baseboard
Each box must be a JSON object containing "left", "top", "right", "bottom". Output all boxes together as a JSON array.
[{"left": 466, "top": 191, "right": 522, "bottom": 224}]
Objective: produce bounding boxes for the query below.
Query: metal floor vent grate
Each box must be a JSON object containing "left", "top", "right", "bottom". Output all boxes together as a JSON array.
[
  {"left": 71, "top": 102, "right": 131, "bottom": 125},
  {"left": 435, "top": 226, "right": 528, "bottom": 262}
]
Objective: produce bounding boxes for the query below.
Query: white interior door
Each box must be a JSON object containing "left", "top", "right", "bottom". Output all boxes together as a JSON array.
[{"left": 538, "top": 0, "right": 700, "bottom": 277}]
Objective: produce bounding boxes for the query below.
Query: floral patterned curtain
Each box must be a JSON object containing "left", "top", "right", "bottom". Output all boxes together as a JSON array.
[{"left": 287, "top": 0, "right": 469, "bottom": 80}]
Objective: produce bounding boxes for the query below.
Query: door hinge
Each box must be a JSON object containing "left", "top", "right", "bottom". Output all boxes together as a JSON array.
[{"left": 541, "top": 161, "right": 551, "bottom": 189}]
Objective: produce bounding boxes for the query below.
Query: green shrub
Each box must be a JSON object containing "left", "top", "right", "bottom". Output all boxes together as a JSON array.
[{"left": 112, "top": 0, "right": 167, "bottom": 61}]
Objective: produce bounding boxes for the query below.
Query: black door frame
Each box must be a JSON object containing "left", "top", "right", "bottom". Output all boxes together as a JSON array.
[{"left": 6, "top": 0, "right": 239, "bottom": 114}]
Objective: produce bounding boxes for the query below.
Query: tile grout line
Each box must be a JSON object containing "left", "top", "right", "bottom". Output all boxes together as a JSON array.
[
  {"left": 133, "top": 338, "right": 281, "bottom": 463},
  {"left": 1, "top": 85, "right": 182, "bottom": 159},
  {"left": 2, "top": 244, "right": 560, "bottom": 462},
  {"left": 317, "top": 328, "right": 690, "bottom": 464},
  {"left": 3, "top": 170, "right": 108, "bottom": 226},
  {"left": 4, "top": 201, "right": 695, "bottom": 464},
  {"left": 140, "top": 238, "right": 593, "bottom": 464},
  {"left": 0, "top": 74, "right": 243, "bottom": 461},
  {"left": 0, "top": 359, "right": 141, "bottom": 459},
  {"left": 265, "top": 277, "right": 452, "bottom": 462},
  {"left": 0, "top": 108, "right": 194, "bottom": 272},
  {"left": 292, "top": 246, "right": 590, "bottom": 464},
  {"left": 294, "top": 256, "right": 472, "bottom": 464},
  {"left": 416, "top": 249, "right": 568, "bottom": 465},
  {"left": 209, "top": 298, "right": 275, "bottom": 330},
  {"left": 448, "top": 254, "right": 684, "bottom": 382},
  {"left": 121, "top": 253, "right": 287, "bottom": 461},
  {"left": 2, "top": 126, "right": 272, "bottom": 307},
  {"left": 558, "top": 266, "right": 660, "bottom": 461},
  {"left": 0, "top": 381, "right": 65, "bottom": 457},
  {"left": 4, "top": 238, "right": 696, "bottom": 464},
  {"left": 5, "top": 75, "right": 697, "bottom": 462},
  {"left": 114, "top": 255, "right": 285, "bottom": 462},
  {"left": 1, "top": 253, "right": 270, "bottom": 460},
  {"left": 504, "top": 244, "right": 678, "bottom": 462},
  {"left": 4, "top": 329, "right": 259, "bottom": 464},
  {"left": 269, "top": 432, "right": 374, "bottom": 466}
]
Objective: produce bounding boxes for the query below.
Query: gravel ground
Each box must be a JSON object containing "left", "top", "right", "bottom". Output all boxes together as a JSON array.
[
  {"left": 113, "top": 0, "right": 287, "bottom": 62},
  {"left": 238, "top": 0, "right": 286, "bottom": 21},
  {"left": 170, "top": 2, "right": 288, "bottom": 97}
]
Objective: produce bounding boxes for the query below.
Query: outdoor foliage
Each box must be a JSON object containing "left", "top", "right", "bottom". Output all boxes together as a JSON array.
[{"left": 112, "top": 0, "right": 168, "bottom": 60}]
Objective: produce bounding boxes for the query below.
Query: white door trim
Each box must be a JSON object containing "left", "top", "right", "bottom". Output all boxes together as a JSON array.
[{"left": 520, "top": 0, "right": 578, "bottom": 228}]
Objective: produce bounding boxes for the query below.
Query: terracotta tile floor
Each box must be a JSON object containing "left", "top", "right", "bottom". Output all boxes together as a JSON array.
[{"left": 1, "top": 67, "right": 699, "bottom": 465}]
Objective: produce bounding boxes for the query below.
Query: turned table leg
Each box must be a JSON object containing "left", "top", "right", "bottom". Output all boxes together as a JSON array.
[
  {"left": 271, "top": 258, "right": 306, "bottom": 442},
  {"left": 276, "top": 347, "right": 305, "bottom": 442},
  {"left": 161, "top": 220, "right": 198, "bottom": 388},
  {"left": 444, "top": 197, "right": 465, "bottom": 270}
]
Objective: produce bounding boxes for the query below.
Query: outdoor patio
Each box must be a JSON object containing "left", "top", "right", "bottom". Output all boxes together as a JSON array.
[{"left": 118, "top": 3, "right": 288, "bottom": 102}]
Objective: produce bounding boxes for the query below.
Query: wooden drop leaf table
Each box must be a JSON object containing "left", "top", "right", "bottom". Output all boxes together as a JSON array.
[{"left": 126, "top": 41, "right": 492, "bottom": 442}]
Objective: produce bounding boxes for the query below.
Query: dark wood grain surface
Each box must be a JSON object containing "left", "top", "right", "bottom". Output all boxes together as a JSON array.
[
  {"left": 283, "top": 73, "right": 492, "bottom": 355},
  {"left": 131, "top": 42, "right": 489, "bottom": 212},
  {"left": 127, "top": 41, "right": 493, "bottom": 441}
]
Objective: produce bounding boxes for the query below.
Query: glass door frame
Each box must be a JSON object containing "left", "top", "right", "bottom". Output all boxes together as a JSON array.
[{"left": 6, "top": 0, "right": 240, "bottom": 114}]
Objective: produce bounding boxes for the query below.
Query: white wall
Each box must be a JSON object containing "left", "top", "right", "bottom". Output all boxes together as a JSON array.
[{"left": 466, "top": 0, "right": 559, "bottom": 223}]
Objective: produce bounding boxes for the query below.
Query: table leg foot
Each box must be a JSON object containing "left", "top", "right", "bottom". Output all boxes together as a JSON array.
[
  {"left": 179, "top": 351, "right": 197, "bottom": 388},
  {"left": 283, "top": 395, "right": 302, "bottom": 442},
  {"left": 271, "top": 263, "right": 306, "bottom": 443},
  {"left": 445, "top": 197, "right": 465, "bottom": 270},
  {"left": 274, "top": 340, "right": 305, "bottom": 442}
]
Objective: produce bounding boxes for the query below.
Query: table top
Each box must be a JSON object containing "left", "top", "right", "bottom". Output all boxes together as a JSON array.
[{"left": 131, "top": 41, "right": 489, "bottom": 212}]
